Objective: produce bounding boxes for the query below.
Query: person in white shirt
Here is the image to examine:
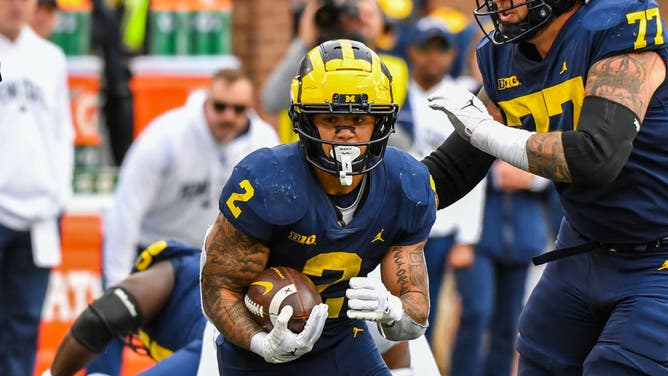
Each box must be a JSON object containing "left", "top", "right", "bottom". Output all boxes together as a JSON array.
[
  {"left": 402, "top": 16, "right": 486, "bottom": 347},
  {"left": 89, "top": 68, "right": 279, "bottom": 376},
  {"left": 0, "top": 0, "right": 74, "bottom": 374}
]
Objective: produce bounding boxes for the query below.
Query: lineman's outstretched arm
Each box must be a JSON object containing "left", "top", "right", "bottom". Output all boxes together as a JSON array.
[
  {"left": 47, "top": 260, "right": 175, "bottom": 376},
  {"left": 428, "top": 51, "right": 666, "bottom": 187}
]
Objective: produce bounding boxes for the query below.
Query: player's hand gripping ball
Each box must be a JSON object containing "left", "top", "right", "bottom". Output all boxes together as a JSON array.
[{"left": 244, "top": 266, "right": 322, "bottom": 333}]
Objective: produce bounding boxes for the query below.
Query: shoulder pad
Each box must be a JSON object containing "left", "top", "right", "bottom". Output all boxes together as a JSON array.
[
  {"left": 220, "top": 144, "right": 309, "bottom": 226},
  {"left": 133, "top": 240, "right": 200, "bottom": 272},
  {"left": 385, "top": 148, "right": 436, "bottom": 206}
]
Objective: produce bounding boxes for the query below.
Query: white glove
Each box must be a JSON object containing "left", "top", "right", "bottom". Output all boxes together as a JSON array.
[
  {"left": 346, "top": 277, "right": 403, "bottom": 325},
  {"left": 427, "top": 84, "right": 495, "bottom": 142},
  {"left": 250, "top": 303, "right": 328, "bottom": 363}
]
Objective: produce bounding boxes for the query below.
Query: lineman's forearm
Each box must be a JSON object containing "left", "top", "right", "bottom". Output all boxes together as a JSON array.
[{"left": 526, "top": 131, "right": 572, "bottom": 183}]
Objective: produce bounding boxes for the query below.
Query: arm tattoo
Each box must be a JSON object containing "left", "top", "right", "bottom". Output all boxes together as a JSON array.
[
  {"left": 201, "top": 214, "right": 270, "bottom": 348},
  {"left": 586, "top": 52, "right": 662, "bottom": 120},
  {"left": 526, "top": 132, "right": 571, "bottom": 182},
  {"left": 386, "top": 241, "right": 429, "bottom": 324},
  {"left": 525, "top": 52, "right": 665, "bottom": 182}
]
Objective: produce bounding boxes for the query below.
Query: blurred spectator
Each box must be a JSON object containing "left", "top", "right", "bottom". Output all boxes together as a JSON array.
[
  {"left": 262, "top": 0, "right": 409, "bottom": 143},
  {"left": 88, "top": 68, "right": 279, "bottom": 376},
  {"left": 429, "top": 6, "right": 481, "bottom": 80},
  {"left": 451, "top": 161, "right": 550, "bottom": 376},
  {"left": 30, "top": 0, "right": 59, "bottom": 39},
  {"left": 91, "top": 0, "right": 135, "bottom": 166},
  {"left": 103, "top": 67, "right": 278, "bottom": 298},
  {"left": 402, "top": 17, "right": 486, "bottom": 347},
  {"left": 0, "top": 0, "right": 74, "bottom": 374}
]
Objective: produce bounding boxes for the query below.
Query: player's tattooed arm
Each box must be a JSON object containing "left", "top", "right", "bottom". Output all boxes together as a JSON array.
[
  {"left": 201, "top": 213, "right": 270, "bottom": 349},
  {"left": 526, "top": 132, "right": 571, "bottom": 182},
  {"left": 381, "top": 240, "right": 429, "bottom": 325},
  {"left": 521, "top": 52, "right": 667, "bottom": 183},
  {"left": 586, "top": 51, "right": 666, "bottom": 121}
]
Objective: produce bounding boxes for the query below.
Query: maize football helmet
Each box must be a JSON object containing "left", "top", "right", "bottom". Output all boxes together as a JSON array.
[
  {"left": 289, "top": 39, "right": 398, "bottom": 183},
  {"left": 474, "top": 0, "right": 580, "bottom": 44}
]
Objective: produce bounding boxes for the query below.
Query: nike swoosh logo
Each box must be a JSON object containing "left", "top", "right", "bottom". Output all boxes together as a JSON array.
[{"left": 251, "top": 281, "right": 274, "bottom": 295}]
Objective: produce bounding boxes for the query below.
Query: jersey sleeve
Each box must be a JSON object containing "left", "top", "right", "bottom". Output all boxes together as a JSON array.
[
  {"left": 394, "top": 152, "right": 438, "bottom": 246},
  {"left": 217, "top": 147, "right": 308, "bottom": 245}
]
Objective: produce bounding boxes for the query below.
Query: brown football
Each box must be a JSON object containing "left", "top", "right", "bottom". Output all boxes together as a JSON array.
[{"left": 244, "top": 266, "right": 322, "bottom": 333}]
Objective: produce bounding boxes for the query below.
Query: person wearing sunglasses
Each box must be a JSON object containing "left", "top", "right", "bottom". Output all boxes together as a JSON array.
[{"left": 90, "top": 68, "right": 279, "bottom": 376}]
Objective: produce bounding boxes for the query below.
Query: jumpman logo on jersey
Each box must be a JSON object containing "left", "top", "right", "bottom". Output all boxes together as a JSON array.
[
  {"left": 372, "top": 229, "right": 385, "bottom": 243},
  {"left": 352, "top": 326, "right": 365, "bottom": 338},
  {"left": 560, "top": 61, "right": 568, "bottom": 75},
  {"left": 658, "top": 259, "right": 668, "bottom": 271}
]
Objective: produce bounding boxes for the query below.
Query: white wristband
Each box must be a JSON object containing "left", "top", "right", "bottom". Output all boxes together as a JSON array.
[
  {"left": 471, "top": 119, "right": 533, "bottom": 171},
  {"left": 377, "top": 312, "right": 428, "bottom": 341}
]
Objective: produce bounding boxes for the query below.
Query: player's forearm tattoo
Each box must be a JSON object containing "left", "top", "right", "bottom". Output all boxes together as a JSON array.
[
  {"left": 586, "top": 52, "right": 661, "bottom": 120},
  {"left": 201, "top": 214, "right": 269, "bottom": 348},
  {"left": 526, "top": 132, "right": 572, "bottom": 182},
  {"left": 389, "top": 242, "right": 429, "bottom": 324}
]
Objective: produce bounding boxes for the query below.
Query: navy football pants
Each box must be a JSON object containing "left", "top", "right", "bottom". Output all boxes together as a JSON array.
[{"left": 518, "top": 221, "right": 668, "bottom": 375}]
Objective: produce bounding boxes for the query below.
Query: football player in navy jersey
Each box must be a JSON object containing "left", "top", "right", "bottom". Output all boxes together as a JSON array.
[
  {"left": 200, "top": 39, "right": 437, "bottom": 375},
  {"left": 421, "top": 0, "right": 668, "bottom": 374},
  {"left": 44, "top": 241, "right": 208, "bottom": 376}
]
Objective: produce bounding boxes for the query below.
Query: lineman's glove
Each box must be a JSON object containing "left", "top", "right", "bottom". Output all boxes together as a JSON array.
[
  {"left": 250, "top": 303, "right": 328, "bottom": 363},
  {"left": 346, "top": 277, "right": 403, "bottom": 325},
  {"left": 427, "top": 84, "right": 496, "bottom": 142}
]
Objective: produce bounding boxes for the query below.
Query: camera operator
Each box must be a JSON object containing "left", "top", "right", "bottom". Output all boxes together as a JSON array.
[{"left": 261, "top": 0, "right": 409, "bottom": 143}]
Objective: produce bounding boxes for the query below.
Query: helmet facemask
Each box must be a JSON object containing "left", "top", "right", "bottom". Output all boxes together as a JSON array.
[
  {"left": 290, "top": 40, "right": 398, "bottom": 186},
  {"left": 474, "top": 0, "right": 579, "bottom": 44}
]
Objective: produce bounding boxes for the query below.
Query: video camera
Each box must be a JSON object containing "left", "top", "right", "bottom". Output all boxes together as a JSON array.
[{"left": 292, "top": 0, "right": 361, "bottom": 44}]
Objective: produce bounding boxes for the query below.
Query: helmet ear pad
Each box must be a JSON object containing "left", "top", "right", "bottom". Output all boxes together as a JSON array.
[{"left": 368, "top": 114, "right": 396, "bottom": 157}]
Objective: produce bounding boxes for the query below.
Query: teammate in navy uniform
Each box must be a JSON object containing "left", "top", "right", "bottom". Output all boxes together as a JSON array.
[
  {"left": 422, "top": 0, "right": 668, "bottom": 374},
  {"left": 201, "top": 39, "right": 436, "bottom": 375},
  {"left": 44, "top": 241, "right": 206, "bottom": 376}
]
